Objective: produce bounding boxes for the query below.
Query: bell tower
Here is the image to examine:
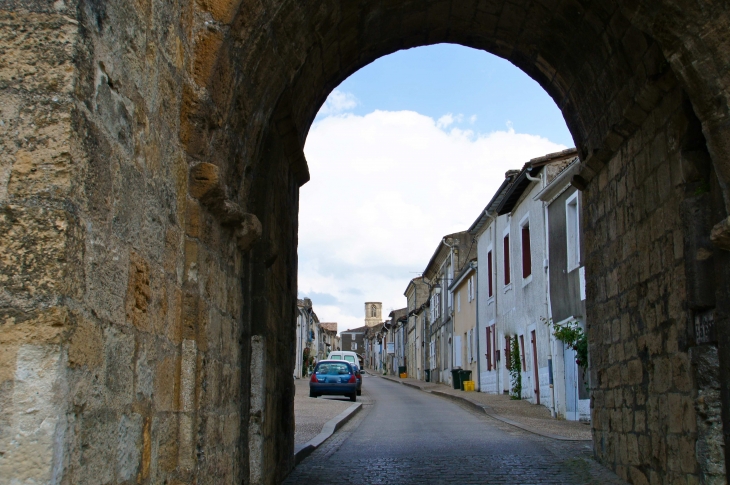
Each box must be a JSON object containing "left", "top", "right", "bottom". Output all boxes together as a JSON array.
[{"left": 364, "top": 302, "right": 382, "bottom": 327}]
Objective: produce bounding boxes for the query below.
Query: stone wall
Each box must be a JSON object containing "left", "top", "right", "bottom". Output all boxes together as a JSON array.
[
  {"left": 0, "top": 0, "right": 296, "bottom": 483},
  {"left": 584, "top": 83, "right": 726, "bottom": 484},
  {"left": 2, "top": 0, "right": 730, "bottom": 484}
]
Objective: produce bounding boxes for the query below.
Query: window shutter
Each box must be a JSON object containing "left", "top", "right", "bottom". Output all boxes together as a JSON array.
[
  {"left": 504, "top": 235, "right": 511, "bottom": 285},
  {"left": 505, "top": 336, "right": 511, "bottom": 370},
  {"left": 488, "top": 251, "right": 493, "bottom": 297},
  {"left": 522, "top": 225, "right": 532, "bottom": 278},
  {"left": 486, "top": 326, "right": 492, "bottom": 371}
]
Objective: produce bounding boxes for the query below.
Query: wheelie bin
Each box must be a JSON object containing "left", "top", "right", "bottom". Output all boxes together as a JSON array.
[
  {"left": 451, "top": 369, "right": 462, "bottom": 389},
  {"left": 459, "top": 370, "right": 473, "bottom": 390}
]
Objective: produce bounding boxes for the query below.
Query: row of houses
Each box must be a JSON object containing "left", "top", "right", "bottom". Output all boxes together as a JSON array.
[
  {"left": 294, "top": 299, "right": 340, "bottom": 377},
  {"left": 364, "top": 148, "right": 591, "bottom": 421}
]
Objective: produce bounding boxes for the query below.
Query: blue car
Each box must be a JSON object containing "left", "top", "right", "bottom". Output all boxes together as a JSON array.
[{"left": 309, "top": 360, "right": 358, "bottom": 402}]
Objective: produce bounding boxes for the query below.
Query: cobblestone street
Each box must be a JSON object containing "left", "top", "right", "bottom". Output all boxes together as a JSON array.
[{"left": 285, "top": 375, "right": 626, "bottom": 484}]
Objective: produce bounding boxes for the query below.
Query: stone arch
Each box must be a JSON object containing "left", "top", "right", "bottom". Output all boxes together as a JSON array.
[{"left": 2, "top": 0, "right": 730, "bottom": 484}]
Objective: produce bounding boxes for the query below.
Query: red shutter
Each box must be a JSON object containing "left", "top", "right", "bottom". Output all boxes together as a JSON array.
[
  {"left": 519, "top": 334, "right": 527, "bottom": 371},
  {"left": 504, "top": 235, "right": 511, "bottom": 285},
  {"left": 493, "top": 325, "right": 497, "bottom": 368},
  {"left": 487, "top": 251, "right": 493, "bottom": 297},
  {"left": 486, "top": 326, "right": 492, "bottom": 371},
  {"left": 522, "top": 226, "right": 531, "bottom": 278},
  {"left": 505, "top": 337, "right": 511, "bottom": 370}
]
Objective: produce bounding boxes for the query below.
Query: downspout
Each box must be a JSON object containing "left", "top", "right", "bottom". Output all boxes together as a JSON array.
[
  {"left": 528, "top": 168, "right": 557, "bottom": 416},
  {"left": 472, "top": 258, "right": 481, "bottom": 391},
  {"left": 443, "top": 237, "right": 456, "bottom": 380},
  {"left": 485, "top": 210, "right": 498, "bottom": 392},
  {"left": 543, "top": 196, "right": 557, "bottom": 417}
]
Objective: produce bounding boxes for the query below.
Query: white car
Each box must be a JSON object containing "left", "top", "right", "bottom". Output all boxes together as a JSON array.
[{"left": 327, "top": 351, "right": 363, "bottom": 395}]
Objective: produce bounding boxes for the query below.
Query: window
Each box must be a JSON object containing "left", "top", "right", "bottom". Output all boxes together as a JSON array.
[
  {"left": 467, "top": 276, "right": 474, "bottom": 302},
  {"left": 456, "top": 291, "right": 461, "bottom": 312},
  {"left": 351, "top": 342, "right": 357, "bottom": 350},
  {"left": 566, "top": 192, "right": 580, "bottom": 271},
  {"left": 521, "top": 221, "right": 532, "bottom": 278},
  {"left": 487, "top": 250, "right": 494, "bottom": 297},
  {"left": 503, "top": 234, "right": 511, "bottom": 285},
  {"left": 467, "top": 330, "right": 472, "bottom": 362},
  {"left": 351, "top": 333, "right": 355, "bottom": 340}
]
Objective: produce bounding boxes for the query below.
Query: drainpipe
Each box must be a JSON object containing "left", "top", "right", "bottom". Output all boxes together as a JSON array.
[
  {"left": 472, "top": 258, "right": 481, "bottom": 391},
  {"left": 543, "top": 197, "right": 557, "bottom": 418},
  {"left": 443, "top": 237, "right": 456, "bottom": 380},
  {"left": 485, "top": 210, "right": 498, "bottom": 392},
  {"left": 528, "top": 168, "right": 557, "bottom": 416}
]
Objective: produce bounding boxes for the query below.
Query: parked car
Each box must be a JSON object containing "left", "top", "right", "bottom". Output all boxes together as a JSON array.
[
  {"left": 309, "top": 360, "right": 358, "bottom": 402},
  {"left": 328, "top": 351, "right": 363, "bottom": 395}
]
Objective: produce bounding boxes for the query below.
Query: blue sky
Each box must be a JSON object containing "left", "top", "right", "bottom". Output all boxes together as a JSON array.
[
  {"left": 299, "top": 43, "right": 571, "bottom": 332},
  {"left": 316, "top": 44, "right": 573, "bottom": 147}
]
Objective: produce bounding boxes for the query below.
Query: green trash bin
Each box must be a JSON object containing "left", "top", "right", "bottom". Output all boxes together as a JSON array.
[
  {"left": 398, "top": 366, "right": 407, "bottom": 376},
  {"left": 451, "top": 369, "right": 462, "bottom": 389},
  {"left": 459, "top": 370, "right": 473, "bottom": 390},
  {"left": 424, "top": 369, "right": 430, "bottom": 382}
]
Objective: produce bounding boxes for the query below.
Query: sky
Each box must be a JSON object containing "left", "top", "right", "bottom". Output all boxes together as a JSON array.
[{"left": 298, "top": 43, "right": 572, "bottom": 333}]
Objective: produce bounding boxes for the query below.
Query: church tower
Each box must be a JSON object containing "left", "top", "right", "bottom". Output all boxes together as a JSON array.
[{"left": 364, "top": 302, "right": 382, "bottom": 327}]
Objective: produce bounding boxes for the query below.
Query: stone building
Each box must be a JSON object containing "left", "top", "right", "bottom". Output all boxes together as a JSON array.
[
  {"left": 405, "top": 277, "right": 430, "bottom": 380},
  {"left": 295, "top": 298, "right": 318, "bottom": 378},
  {"left": 340, "top": 325, "right": 366, "bottom": 360},
  {"left": 536, "top": 157, "right": 591, "bottom": 421},
  {"left": 2, "top": 1, "right": 730, "bottom": 483},
  {"left": 318, "top": 322, "right": 338, "bottom": 360},
  {"left": 470, "top": 150, "right": 576, "bottom": 407},
  {"left": 423, "top": 232, "right": 477, "bottom": 385},
  {"left": 449, "top": 261, "right": 479, "bottom": 386},
  {"left": 365, "top": 302, "right": 383, "bottom": 327}
]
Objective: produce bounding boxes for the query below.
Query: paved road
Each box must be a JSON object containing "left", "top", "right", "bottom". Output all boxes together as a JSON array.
[{"left": 284, "top": 375, "right": 626, "bottom": 484}]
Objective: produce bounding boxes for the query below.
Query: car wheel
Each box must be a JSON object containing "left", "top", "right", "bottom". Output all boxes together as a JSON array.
[
  {"left": 357, "top": 390, "right": 361, "bottom": 396},
  {"left": 309, "top": 391, "right": 317, "bottom": 398},
  {"left": 349, "top": 393, "right": 356, "bottom": 402}
]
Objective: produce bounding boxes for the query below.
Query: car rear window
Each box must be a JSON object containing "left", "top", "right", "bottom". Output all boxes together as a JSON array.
[
  {"left": 316, "top": 363, "right": 351, "bottom": 375},
  {"left": 329, "top": 354, "right": 341, "bottom": 360},
  {"left": 344, "top": 356, "right": 355, "bottom": 364}
]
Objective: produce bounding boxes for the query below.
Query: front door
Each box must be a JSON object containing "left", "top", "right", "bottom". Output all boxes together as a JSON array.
[{"left": 531, "top": 330, "right": 540, "bottom": 405}]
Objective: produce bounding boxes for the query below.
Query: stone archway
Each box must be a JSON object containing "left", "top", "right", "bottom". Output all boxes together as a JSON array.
[{"left": 1, "top": 1, "right": 729, "bottom": 484}]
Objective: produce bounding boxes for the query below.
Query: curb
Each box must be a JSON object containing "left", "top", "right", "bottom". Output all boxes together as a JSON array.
[
  {"left": 293, "top": 402, "right": 362, "bottom": 464},
  {"left": 378, "top": 374, "right": 590, "bottom": 442}
]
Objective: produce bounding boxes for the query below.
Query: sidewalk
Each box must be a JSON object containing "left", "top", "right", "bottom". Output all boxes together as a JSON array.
[
  {"left": 380, "top": 374, "right": 591, "bottom": 441},
  {"left": 293, "top": 378, "right": 353, "bottom": 445}
]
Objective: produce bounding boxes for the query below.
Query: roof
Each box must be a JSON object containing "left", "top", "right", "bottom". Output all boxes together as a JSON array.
[
  {"left": 535, "top": 157, "right": 581, "bottom": 202},
  {"left": 388, "top": 308, "right": 407, "bottom": 320},
  {"left": 497, "top": 148, "right": 578, "bottom": 215},
  {"left": 341, "top": 325, "right": 367, "bottom": 333},
  {"left": 423, "top": 231, "right": 469, "bottom": 280},
  {"left": 467, "top": 171, "right": 519, "bottom": 236},
  {"left": 319, "top": 322, "right": 337, "bottom": 333},
  {"left": 449, "top": 261, "right": 477, "bottom": 291},
  {"left": 364, "top": 323, "right": 384, "bottom": 337}
]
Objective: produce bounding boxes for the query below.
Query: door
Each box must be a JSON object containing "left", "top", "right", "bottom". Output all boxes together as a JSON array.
[
  {"left": 454, "top": 335, "right": 462, "bottom": 368},
  {"left": 564, "top": 344, "right": 578, "bottom": 420},
  {"left": 531, "top": 330, "right": 540, "bottom": 405}
]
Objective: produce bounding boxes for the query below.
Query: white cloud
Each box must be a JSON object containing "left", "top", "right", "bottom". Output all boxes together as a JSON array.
[
  {"left": 317, "top": 90, "right": 359, "bottom": 117},
  {"left": 469, "top": 114, "right": 478, "bottom": 124},
  {"left": 300, "top": 110, "right": 567, "bottom": 333},
  {"left": 436, "top": 113, "right": 464, "bottom": 129}
]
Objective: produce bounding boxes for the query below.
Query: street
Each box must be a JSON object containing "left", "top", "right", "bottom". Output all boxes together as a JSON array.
[{"left": 284, "top": 375, "right": 626, "bottom": 484}]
